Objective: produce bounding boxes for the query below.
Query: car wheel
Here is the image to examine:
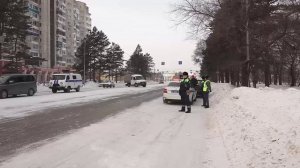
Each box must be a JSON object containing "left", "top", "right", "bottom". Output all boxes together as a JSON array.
[
  {"left": 163, "top": 99, "right": 168, "bottom": 104},
  {"left": 28, "top": 88, "right": 35, "bottom": 96},
  {"left": 134, "top": 83, "right": 139, "bottom": 87},
  {"left": 143, "top": 84, "right": 146, "bottom": 87},
  {"left": 52, "top": 89, "right": 57, "bottom": 93},
  {"left": 0, "top": 90, "right": 8, "bottom": 99},
  {"left": 75, "top": 86, "right": 80, "bottom": 92}
]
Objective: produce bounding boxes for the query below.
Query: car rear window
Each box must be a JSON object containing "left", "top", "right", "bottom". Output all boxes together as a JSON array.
[{"left": 168, "top": 82, "right": 180, "bottom": 87}]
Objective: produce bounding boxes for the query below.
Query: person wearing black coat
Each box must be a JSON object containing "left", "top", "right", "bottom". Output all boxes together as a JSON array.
[{"left": 179, "top": 72, "right": 192, "bottom": 113}]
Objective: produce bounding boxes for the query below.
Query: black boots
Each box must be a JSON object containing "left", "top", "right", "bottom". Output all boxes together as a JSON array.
[
  {"left": 179, "top": 106, "right": 191, "bottom": 113},
  {"left": 185, "top": 107, "right": 191, "bottom": 113},
  {"left": 178, "top": 106, "right": 185, "bottom": 112}
]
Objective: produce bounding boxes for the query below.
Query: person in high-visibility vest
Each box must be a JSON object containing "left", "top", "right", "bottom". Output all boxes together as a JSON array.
[
  {"left": 201, "top": 75, "right": 211, "bottom": 108},
  {"left": 179, "top": 72, "right": 192, "bottom": 113}
]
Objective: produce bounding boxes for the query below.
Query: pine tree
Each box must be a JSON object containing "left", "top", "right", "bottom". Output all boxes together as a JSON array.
[
  {"left": 74, "top": 27, "right": 110, "bottom": 81},
  {"left": 106, "top": 43, "right": 124, "bottom": 81},
  {"left": 127, "top": 45, "right": 154, "bottom": 78},
  {"left": 0, "top": 0, "right": 31, "bottom": 73}
]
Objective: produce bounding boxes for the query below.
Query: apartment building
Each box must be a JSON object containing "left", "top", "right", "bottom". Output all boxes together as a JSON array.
[
  {"left": 66, "top": 0, "right": 81, "bottom": 67},
  {"left": 26, "top": 0, "right": 42, "bottom": 61},
  {"left": 76, "top": 1, "right": 92, "bottom": 44},
  {"left": 27, "top": 0, "right": 91, "bottom": 68}
]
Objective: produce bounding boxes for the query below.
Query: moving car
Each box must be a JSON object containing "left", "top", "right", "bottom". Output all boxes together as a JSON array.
[
  {"left": 49, "top": 73, "right": 83, "bottom": 93},
  {"left": 99, "top": 81, "right": 115, "bottom": 88},
  {"left": 163, "top": 81, "right": 197, "bottom": 104},
  {"left": 0, "top": 74, "right": 37, "bottom": 99},
  {"left": 124, "top": 74, "right": 147, "bottom": 87}
]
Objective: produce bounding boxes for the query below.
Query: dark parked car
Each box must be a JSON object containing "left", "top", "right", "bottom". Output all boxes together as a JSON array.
[{"left": 0, "top": 74, "right": 37, "bottom": 99}]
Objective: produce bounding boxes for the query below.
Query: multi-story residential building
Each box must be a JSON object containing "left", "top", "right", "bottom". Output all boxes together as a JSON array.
[
  {"left": 27, "top": 0, "right": 91, "bottom": 69},
  {"left": 1, "top": 0, "right": 91, "bottom": 77},
  {"left": 26, "top": 0, "right": 42, "bottom": 62},
  {"left": 66, "top": 0, "right": 81, "bottom": 67},
  {"left": 55, "top": 0, "right": 68, "bottom": 67},
  {"left": 48, "top": 0, "right": 91, "bottom": 68},
  {"left": 76, "top": 1, "right": 92, "bottom": 44}
]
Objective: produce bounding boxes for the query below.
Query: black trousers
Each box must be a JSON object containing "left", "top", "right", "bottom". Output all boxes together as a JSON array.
[
  {"left": 180, "top": 93, "right": 191, "bottom": 107},
  {"left": 203, "top": 92, "right": 209, "bottom": 107}
]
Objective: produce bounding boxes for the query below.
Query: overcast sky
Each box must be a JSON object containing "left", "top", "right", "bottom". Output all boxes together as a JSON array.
[{"left": 84, "top": 0, "right": 199, "bottom": 72}]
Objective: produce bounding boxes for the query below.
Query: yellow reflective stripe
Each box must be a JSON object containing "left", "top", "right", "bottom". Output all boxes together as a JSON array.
[{"left": 203, "top": 81, "right": 208, "bottom": 92}]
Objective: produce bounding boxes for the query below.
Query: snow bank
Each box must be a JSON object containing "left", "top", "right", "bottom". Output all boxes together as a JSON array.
[
  {"left": 83, "top": 81, "right": 99, "bottom": 89},
  {"left": 214, "top": 85, "right": 300, "bottom": 168}
]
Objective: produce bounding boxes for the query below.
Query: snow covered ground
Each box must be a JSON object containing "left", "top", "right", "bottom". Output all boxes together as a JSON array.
[
  {"left": 1, "top": 83, "right": 299, "bottom": 168},
  {"left": 0, "top": 90, "right": 230, "bottom": 168},
  {"left": 214, "top": 85, "right": 300, "bottom": 168},
  {"left": 0, "top": 82, "right": 163, "bottom": 122}
]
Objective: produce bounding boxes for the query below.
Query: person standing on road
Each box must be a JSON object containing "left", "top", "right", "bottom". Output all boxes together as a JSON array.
[
  {"left": 190, "top": 75, "right": 198, "bottom": 102},
  {"left": 179, "top": 72, "right": 192, "bottom": 113},
  {"left": 201, "top": 75, "right": 212, "bottom": 108},
  {"left": 190, "top": 75, "right": 198, "bottom": 89}
]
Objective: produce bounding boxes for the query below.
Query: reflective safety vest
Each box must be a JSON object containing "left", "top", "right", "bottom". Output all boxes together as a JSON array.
[
  {"left": 181, "top": 78, "right": 190, "bottom": 84},
  {"left": 202, "top": 80, "right": 210, "bottom": 92}
]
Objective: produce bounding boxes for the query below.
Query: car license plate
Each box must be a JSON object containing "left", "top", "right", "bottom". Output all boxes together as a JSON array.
[{"left": 171, "top": 90, "right": 179, "bottom": 93}]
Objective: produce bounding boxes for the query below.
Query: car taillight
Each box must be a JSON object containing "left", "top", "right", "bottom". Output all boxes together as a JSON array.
[{"left": 163, "top": 88, "right": 168, "bottom": 93}]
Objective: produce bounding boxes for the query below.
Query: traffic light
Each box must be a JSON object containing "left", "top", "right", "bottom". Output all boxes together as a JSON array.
[
  {"left": 161, "top": 62, "right": 165, "bottom": 65},
  {"left": 178, "top": 61, "right": 182, "bottom": 65}
]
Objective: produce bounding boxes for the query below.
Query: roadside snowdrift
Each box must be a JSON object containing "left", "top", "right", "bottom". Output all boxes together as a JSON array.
[{"left": 215, "top": 86, "right": 300, "bottom": 168}]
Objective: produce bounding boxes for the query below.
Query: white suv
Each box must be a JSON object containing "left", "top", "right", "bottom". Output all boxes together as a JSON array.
[{"left": 49, "top": 73, "right": 83, "bottom": 93}]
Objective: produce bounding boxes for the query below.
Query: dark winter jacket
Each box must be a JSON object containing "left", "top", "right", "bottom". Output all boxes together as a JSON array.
[
  {"left": 179, "top": 78, "right": 191, "bottom": 96},
  {"left": 190, "top": 78, "right": 198, "bottom": 88}
]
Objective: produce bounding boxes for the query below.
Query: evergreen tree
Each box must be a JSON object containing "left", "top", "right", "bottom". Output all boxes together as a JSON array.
[
  {"left": 126, "top": 45, "right": 154, "bottom": 78},
  {"left": 74, "top": 27, "right": 110, "bottom": 81},
  {"left": 0, "top": 0, "right": 31, "bottom": 73},
  {"left": 106, "top": 43, "right": 124, "bottom": 81}
]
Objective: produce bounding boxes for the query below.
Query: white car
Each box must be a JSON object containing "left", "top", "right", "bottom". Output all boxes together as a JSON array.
[
  {"left": 163, "top": 81, "right": 197, "bottom": 104},
  {"left": 99, "top": 81, "right": 115, "bottom": 88},
  {"left": 49, "top": 73, "right": 83, "bottom": 93}
]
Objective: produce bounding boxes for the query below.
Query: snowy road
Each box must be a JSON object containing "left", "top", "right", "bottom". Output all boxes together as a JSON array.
[
  {"left": 0, "top": 83, "right": 163, "bottom": 123},
  {"left": 0, "top": 89, "right": 163, "bottom": 163},
  {"left": 0, "top": 84, "right": 231, "bottom": 168}
]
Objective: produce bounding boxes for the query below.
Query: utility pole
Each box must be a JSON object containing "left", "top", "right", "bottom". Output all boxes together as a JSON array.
[{"left": 83, "top": 39, "right": 86, "bottom": 83}]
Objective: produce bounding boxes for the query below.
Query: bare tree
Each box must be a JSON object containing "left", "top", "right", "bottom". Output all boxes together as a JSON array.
[{"left": 170, "top": 0, "right": 221, "bottom": 38}]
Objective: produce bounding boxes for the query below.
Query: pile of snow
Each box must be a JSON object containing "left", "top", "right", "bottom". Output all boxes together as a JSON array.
[
  {"left": 37, "top": 84, "right": 50, "bottom": 92},
  {"left": 83, "top": 81, "right": 99, "bottom": 89},
  {"left": 214, "top": 85, "right": 300, "bottom": 168}
]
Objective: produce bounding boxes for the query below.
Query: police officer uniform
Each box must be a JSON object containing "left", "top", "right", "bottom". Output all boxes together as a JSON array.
[
  {"left": 179, "top": 72, "right": 192, "bottom": 113},
  {"left": 201, "top": 75, "right": 211, "bottom": 108}
]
